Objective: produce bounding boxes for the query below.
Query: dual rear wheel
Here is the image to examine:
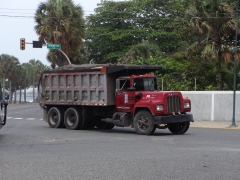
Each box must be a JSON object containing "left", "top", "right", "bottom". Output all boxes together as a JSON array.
[
  {"left": 64, "top": 108, "right": 84, "bottom": 130},
  {"left": 47, "top": 107, "right": 64, "bottom": 128},
  {"left": 47, "top": 107, "right": 84, "bottom": 130},
  {"left": 47, "top": 107, "right": 114, "bottom": 130}
]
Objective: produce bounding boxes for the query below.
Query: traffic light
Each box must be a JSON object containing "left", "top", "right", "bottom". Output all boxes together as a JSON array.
[
  {"left": 33, "top": 41, "right": 42, "bottom": 48},
  {"left": 20, "top": 38, "right": 25, "bottom": 50}
]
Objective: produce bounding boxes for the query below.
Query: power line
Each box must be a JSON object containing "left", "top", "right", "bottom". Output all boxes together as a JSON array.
[
  {"left": 0, "top": 14, "right": 236, "bottom": 19},
  {"left": 0, "top": 8, "right": 35, "bottom": 11},
  {"left": 0, "top": 7, "right": 95, "bottom": 12},
  {"left": 0, "top": 15, "right": 34, "bottom": 18},
  {"left": 0, "top": 12, "right": 35, "bottom": 14},
  {"left": 0, "top": 7, "right": 238, "bottom": 14}
]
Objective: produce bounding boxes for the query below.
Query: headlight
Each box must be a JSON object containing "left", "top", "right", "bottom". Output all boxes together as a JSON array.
[
  {"left": 184, "top": 102, "right": 190, "bottom": 108},
  {"left": 156, "top": 104, "right": 163, "bottom": 111}
]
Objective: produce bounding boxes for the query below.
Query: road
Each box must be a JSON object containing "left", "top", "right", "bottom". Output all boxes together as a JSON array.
[{"left": 0, "top": 104, "right": 240, "bottom": 180}]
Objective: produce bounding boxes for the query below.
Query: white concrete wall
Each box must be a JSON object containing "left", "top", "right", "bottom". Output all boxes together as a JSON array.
[{"left": 181, "top": 91, "right": 240, "bottom": 122}]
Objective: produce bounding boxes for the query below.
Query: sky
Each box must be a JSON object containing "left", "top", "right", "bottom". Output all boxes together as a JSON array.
[{"left": 1, "top": 0, "right": 122, "bottom": 66}]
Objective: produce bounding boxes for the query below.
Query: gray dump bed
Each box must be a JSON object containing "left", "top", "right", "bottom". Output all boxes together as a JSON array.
[{"left": 39, "top": 64, "right": 162, "bottom": 106}]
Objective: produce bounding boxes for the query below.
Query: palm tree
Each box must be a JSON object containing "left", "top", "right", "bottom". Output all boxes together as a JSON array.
[
  {"left": 29, "top": 59, "right": 49, "bottom": 102},
  {"left": 177, "top": 0, "right": 238, "bottom": 90},
  {"left": 0, "top": 54, "right": 21, "bottom": 103},
  {"left": 34, "top": 0, "right": 85, "bottom": 67},
  {"left": 22, "top": 63, "right": 33, "bottom": 102},
  {"left": 29, "top": 59, "right": 41, "bottom": 101},
  {"left": 9, "top": 57, "right": 21, "bottom": 103}
]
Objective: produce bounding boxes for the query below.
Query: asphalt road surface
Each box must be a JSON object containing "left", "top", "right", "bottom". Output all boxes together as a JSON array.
[{"left": 0, "top": 104, "right": 240, "bottom": 180}]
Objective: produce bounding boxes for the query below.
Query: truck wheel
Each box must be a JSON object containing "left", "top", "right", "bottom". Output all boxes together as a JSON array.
[
  {"left": 168, "top": 121, "right": 190, "bottom": 134},
  {"left": 64, "top": 108, "right": 83, "bottom": 130},
  {"left": 47, "top": 107, "right": 64, "bottom": 128},
  {"left": 133, "top": 110, "right": 154, "bottom": 135}
]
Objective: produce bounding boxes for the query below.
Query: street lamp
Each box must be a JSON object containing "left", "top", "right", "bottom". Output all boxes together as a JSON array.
[{"left": 230, "top": 0, "right": 239, "bottom": 127}]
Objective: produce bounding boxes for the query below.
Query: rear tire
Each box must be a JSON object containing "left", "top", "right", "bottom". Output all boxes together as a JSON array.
[
  {"left": 133, "top": 110, "right": 154, "bottom": 135},
  {"left": 47, "top": 107, "right": 64, "bottom": 128},
  {"left": 168, "top": 121, "right": 190, "bottom": 134},
  {"left": 64, "top": 108, "right": 83, "bottom": 130}
]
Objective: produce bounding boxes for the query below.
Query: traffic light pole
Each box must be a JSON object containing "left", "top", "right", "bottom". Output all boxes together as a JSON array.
[
  {"left": 20, "top": 39, "right": 71, "bottom": 65},
  {"left": 57, "top": 49, "right": 71, "bottom": 65}
]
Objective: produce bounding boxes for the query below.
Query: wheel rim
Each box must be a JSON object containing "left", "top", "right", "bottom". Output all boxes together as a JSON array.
[
  {"left": 67, "top": 112, "right": 76, "bottom": 126},
  {"left": 137, "top": 115, "right": 150, "bottom": 130},
  {"left": 50, "top": 112, "right": 58, "bottom": 125}
]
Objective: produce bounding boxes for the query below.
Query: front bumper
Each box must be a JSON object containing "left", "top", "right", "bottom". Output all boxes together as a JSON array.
[{"left": 154, "top": 114, "right": 194, "bottom": 124}]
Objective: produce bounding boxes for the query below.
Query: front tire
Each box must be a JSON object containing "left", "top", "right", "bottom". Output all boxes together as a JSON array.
[
  {"left": 47, "top": 107, "right": 64, "bottom": 128},
  {"left": 64, "top": 108, "right": 83, "bottom": 130},
  {"left": 133, "top": 110, "right": 154, "bottom": 135},
  {"left": 168, "top": 121, "right": 190, "bottom": 134}
]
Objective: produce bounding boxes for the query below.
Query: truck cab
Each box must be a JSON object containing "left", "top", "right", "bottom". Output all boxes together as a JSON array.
[
  {"left": 114, "top": 74, "right": 193, "bottom": 134},
  {"left": 116, "top": 74, "right": 157, "bottom": 112}
]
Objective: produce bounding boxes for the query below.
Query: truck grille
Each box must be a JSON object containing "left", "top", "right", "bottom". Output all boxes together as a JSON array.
[{"left": 166, "top": 95, "right": 180, "bottom": 113}]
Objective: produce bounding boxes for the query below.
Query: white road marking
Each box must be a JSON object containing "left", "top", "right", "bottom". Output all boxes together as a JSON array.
[
  {"left": 26, "top": 118, "right": 36, "bottom": 120},
  {"left": 8, "top": 117, "right": 43, "bottom": 121}
]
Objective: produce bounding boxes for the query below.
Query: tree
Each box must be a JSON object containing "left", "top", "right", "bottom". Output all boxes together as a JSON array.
[
  {"left": 85, "top": 0, "right": 187, "bottom": 64},
  {"left": 29, "top": 59, "right": 49, "bottom": 102},
  {"left": 0, "top": 54, "right": 21, "bottom": 103},
  {"left": 130, "top": 52, "right": 217, "bottom": 91},
  {"left": 34, "top": 0, "right": 85, "bottom": 67},
  {"left": 132, "top": 0, "right": 187, "bottom": 54},
  {"left": 118, "top": 42, "right": 162, "bottom": 64},
  {"left": 176, "top": 0, "right": 239, "bottom": 90},
  {"left": 85, "top": 0, "right": 141, "bottom": 64}
]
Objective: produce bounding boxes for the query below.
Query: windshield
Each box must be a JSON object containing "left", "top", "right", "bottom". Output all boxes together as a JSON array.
[{"left": 133, "top": 78, "right": 157, "bottom": 91}]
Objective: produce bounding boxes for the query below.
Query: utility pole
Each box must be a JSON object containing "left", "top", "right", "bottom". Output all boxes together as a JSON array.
[{"left": 230, "top": 0, "right": 239, "bottom": 128}]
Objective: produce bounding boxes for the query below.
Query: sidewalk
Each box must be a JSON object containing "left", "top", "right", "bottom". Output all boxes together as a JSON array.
[{"left": 190, "top": 120, "right": 240, "bottom": 130}]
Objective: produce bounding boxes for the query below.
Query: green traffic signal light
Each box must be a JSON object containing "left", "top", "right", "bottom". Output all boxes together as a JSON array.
[{"left": 20, "top": 38, "right": 25, "bottom": 50}]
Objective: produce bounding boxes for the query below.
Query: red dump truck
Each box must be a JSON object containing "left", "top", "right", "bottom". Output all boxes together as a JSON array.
[{"left": 38, "top": 64, "right": 193, "bottom": 135}]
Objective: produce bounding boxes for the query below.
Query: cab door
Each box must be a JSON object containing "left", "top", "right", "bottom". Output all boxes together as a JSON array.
[{"left": 115, "top": 78, "right": 134, "bottom": 112}]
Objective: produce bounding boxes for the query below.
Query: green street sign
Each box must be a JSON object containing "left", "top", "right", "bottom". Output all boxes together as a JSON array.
[{"left": 47, "top": 44, "right": 61, "bottom": 49}]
